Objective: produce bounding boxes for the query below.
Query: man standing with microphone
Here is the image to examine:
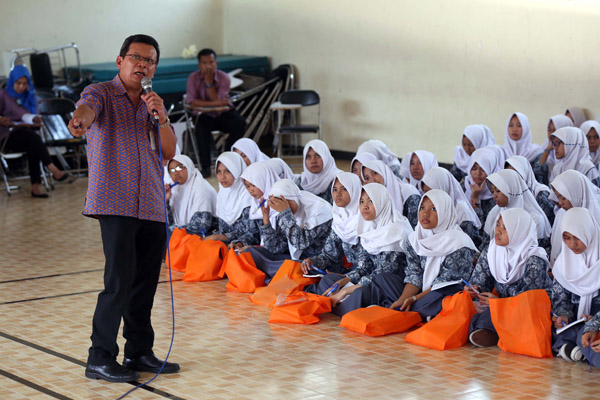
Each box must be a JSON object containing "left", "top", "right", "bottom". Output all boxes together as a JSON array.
[{"left": 68, "top": 34, "right": 179, "bottom": 382}]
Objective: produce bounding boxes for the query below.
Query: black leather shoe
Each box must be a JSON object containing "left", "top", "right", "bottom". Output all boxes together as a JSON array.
[
  {"left": 85, "top": 360, "right": 140, "bottom": 382},
  {"left": 123, "top": 353, "right": 180, "bottom": 374}
]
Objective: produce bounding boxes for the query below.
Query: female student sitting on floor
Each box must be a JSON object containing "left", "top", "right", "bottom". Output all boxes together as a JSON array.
[
  {"left": 450, "top": 124, "right": 496, "bottom": 183},
  {"left": 465, "top": 146, "right": 504, "bottom": 226},
  {"left": 361, "top": 159, "right": 421, "bottom": 227},
  {"left": 565, "top": 107, "right": 586, "bottom": 127},
  {"left": 265, "top": 157, "right": 295, "bottom": 180},
  {"left": 581, "top": 120, "right": 600, "bottom": 167},
  {"left": 549, "top": 208, "right": 600, "bottom": 362},
  {"left": 421, "top": 167, "right": 484, "bottom": 250},
  {"left": 548, "top": 127, "right": 600, "bottom": 187},
  {"left": 356, "top": 139, "right": 403, "bottom": 178},
  {"left": 244, "top": 179, "right": 332, "bottom": 281},
  {"left": 301, "top": 172, "right": 362, "bottom": 274},
  {"left": 293, "top": 139, "right": 341, "bottom": 203},
  {"left": 407, "top": 150, "right": 438, "bottom": 194},
  {"left": 465, "top": 208, "right": 549, "bottom": 347},
  {"left": 165, "top": 154, "right": 217, "bottom": 235},
  {"left": 312, "top": 183, "right": 413, "bottom": 316},
  {"left": 505, "top": 155, "right": 555, "bottom": 226},
  {"left": 374, "top": 190, "right": 478, "bottom": 321},
  {"left": 231, "top": 137, "right": 270, "bottom": 166},
  {"left": 202, "top": 152, "right": 261, "bottom": 247},
  {"left": 350, "top": 152, "right": 377, "bottom": 184},
  {"left": 534, "top": 115, "right": 573, "bottom": 185},
  {"left": 502, "top": 112, "right": 543, "bottom": 163},
  {"left": 579, "top": 308, "right": 600, "bottom": 369},
  {"left": 548, "top": 170, "right": 600, "bottom": 264}
]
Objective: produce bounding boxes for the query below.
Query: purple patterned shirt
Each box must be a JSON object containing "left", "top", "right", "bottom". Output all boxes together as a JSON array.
[
  {"left": 185, "top": 69, "right": 232, "bottom": 118},
  {"left": 77, "top": 75, "right": 166, "bottom": 222}
]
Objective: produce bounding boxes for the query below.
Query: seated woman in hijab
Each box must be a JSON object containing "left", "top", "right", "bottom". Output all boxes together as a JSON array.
[
  {"left": 356, "top": 139, "right": 403, "bottom": 178},
  {"left": 244, "top": 179, "right": 332, "bottom": 281},
  {"left": 406, "top": 150, "right": 438, "bottom": 194},
  {"left": 465, "top": 146, "right": 505, "bottom": 227},
  {"left": 202, "top": 152, "right": 261, "bottom": 247},
  {"left": 465, "top": 209, "right": 549, "bottom": 348},
  {"left": 293, "top": 139, "right": 341, "bottom": 203},
  {"left": 450, "top": 124, "right": 495, "bottom": 183},
  {"left": 165, "top": 154, "right": 217, "bottom": 236},
  {"left": 231, "top": 137, "right": 270, "bottom": 166},
  {"left": 0, "top": 65, "right": 70, "bottom": 197},
  {"left": 548, "top": 127, "right": 600, "bottom": 187},
  {"left": 534, "top": 115, "right": 573, "bottom": 185}
]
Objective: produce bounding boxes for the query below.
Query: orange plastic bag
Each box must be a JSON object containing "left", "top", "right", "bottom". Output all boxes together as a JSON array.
[
  {"left": 250, "top": 276, "right": 300, "bottom": 307},
  {"left": 222, "top": 249, "right": 267, "bottom": 293},
  {"left": 268, "top": 293, "right": 332, "bottom": 324},
  {"left": 183, "top": 237, "right": 227, "bottom": 282},
  {"left": 489, "top": 289, "right": 553, "bottom": 358},
  {"left": 340, "top": 306, "right": 422, "bottom": 337},
  {"left": 405, "top": 291, "right": 476, "bottom": 350},
  {"left": 270, "top": 259, "right": 318, "bottom": 289},
  {"left": 167, "top": 228, "right": 191, "bottom": 272}
]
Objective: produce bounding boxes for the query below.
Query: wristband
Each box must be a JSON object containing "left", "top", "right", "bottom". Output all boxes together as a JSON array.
[
  {"left": 159, "top": 117, "right": 171, "bottom": 129},
  {"left": 411, "top": 295, "right": 417, "bottom": 302}
]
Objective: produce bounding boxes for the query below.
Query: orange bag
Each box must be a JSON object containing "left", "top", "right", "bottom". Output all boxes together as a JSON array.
[
  {"left": 182, "top": 237, "right": 227, "bottom": 282},
  {"left": 222, "top": 249, "right": 267, "bottom": 293},
  {"left": 489, "top": 289, "right": 553, "bottom": 358},
  {"left": 268, "top": 293, "right": 332, "bottom": 324},
  {"left": 250, "top": 276, "right": 301, "bottom": 307},
  {"left": 340, "top": 306, "right": 422, "bottom": 337},
  {"left": 167, "top": 228, "right": 191, "bottom": 272},
  {"left": 405, "top": 291, "right": 476, "bottom": 350},
  {"left": 270, "top": 259, "right": 318, "bottom": 289}
]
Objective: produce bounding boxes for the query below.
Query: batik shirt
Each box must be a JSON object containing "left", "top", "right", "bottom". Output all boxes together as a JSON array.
[
  {"left": 215, "top": 207, "right": 261, "bottom": 246},
  {"left": 536, "top": 191, "right": 556, "bottom": 227},
  {"left": 404, "top": 194, "right": 421, "bottom": 228},
  {"left": 167, "top": 206, "right": 213, "bottom": 236},
  {"left": 548, "top": 279, "right": 600, "bottom": 322},
  {"left": 292, "top": 175, "right": 334, "bottom": 204},
  {"left": 345, "top": 243, "right": 407, "bottom": 287},
  {"left": 311, "top": 230, "right": 361, "bottom": 273}
]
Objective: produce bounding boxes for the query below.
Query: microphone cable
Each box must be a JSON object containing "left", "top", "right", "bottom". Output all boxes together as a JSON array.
[{"left": 117, "top": 116, "right": 176, "bottom": 399}]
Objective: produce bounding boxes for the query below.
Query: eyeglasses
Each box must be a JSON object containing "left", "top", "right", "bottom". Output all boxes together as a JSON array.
[
  {"left": 169, "top": 165, "right": 186, "bottom": 174},
  {"left": 126, "top": 54, "right": 157, "bottom": 66},
  {"left": 551, "top": 138, "right": 563, "bottom": 147}
]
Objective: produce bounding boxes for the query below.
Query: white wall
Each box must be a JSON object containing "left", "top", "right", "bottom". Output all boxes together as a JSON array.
[
  {"left": 223, "top": 0, "right": 600, "bottom": 162},
  {"left": 0, "top": 0, "right": 223, "bottom": 74}
]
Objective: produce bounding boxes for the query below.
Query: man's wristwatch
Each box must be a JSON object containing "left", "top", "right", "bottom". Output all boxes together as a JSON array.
[{"left": 159, "top": 117, "right": 170, "bottom": 129}]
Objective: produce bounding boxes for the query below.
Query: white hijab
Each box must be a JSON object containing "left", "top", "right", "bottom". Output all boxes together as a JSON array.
[
  {"left": 231, "top": 138, "right": 270, "bottom": 164},
  {"left": 454, "top": 124, "right": 496, "bottom": 174},
  {"left": 215, "top": 152, "right": 254, "bottom": 225},
  {"left": 487, "top": 208, "right": 549, "bottom": 285},
  {"left": 566, "top": 107, "right": 587, "bottom": 127},
  {"left": 503, "top": 112, "right": 543, "bottom": 162},
  {"left": 408, "top": 150, "right": 438, "bottom": 192},
  {"left": 485, "top": 169, "right": 551, "bottom": 239},
  {"left": 553, "top": 208, "right": 600, "bottom": 318},
  {"left": 542, "top": 115, "right": 574, "bottom": 170},
  {"left": 422, "top": 166, "right": 481, "bottom": 228},
  {"left": 268, "top": 179, "right": 333, "bottom": 259},
  {"left": 331, "top": 172, "right": 362, "bottom": 245},
  {"left": 505, "top": 155, "right": 550, "bottom": 198},
  {"left": 169, "top": 154, "right": 217, "bottom": 226},
  {"left": 356, "top": 139, "right": 402, "bottom": 170},
  {"left": 465, "top": 146, "right": 505, "bottom": 201},
  {"left": 580, "top": 120, "right": 600, "bottom": 166},
  {"left": 240, "top": 161, "right": 280, "bottom": 220},
  {"left": 550, "top": 127, "right": 599, "bottom": 182},
  {"left": 408, "top": 190, "right": 478, "bottom": 291},
  {"left": 300, "top": 139, "right": 342, "bottom": 195},
  {"left": 265, "top": 157, "right": 295, "bottom": 180},
  {"left": 362, "top": 159, "right": 419, "bottom": 215},
  {"left": 357, "top": 183, "right": 413, "bottom": 254},
  {"left": 351, "top": 152, "right": 377, "bottom": 177}
]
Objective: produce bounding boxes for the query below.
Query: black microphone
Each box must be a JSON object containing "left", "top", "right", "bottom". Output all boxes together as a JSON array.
[{"left": 141, "top": 77, "right": 160, "bottom": 120}]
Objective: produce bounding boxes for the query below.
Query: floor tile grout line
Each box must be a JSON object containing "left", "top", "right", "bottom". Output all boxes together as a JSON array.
[
  {"left": 0, "top": 268, "right": 104, "bottom": 284},
  {"left": 0, "top": 367, "right": 74, "bottom": 400}
]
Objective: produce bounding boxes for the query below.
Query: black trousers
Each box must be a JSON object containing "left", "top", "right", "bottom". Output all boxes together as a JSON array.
[
  {"left": 194, "top": 110, "right": 245, "bottom": 170},
  {"left": 88, "top": 215, "right": 166, "bottom": 365},
  {"left": 4, "top": 128, "right": 52, "bottom": 184}
]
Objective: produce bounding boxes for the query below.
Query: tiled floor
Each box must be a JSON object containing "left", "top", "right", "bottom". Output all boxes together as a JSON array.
[{"left": 1, "top": 167, "right": 599, "bottom": 400}]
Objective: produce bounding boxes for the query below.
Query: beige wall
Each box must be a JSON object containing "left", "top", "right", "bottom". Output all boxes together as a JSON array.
[
  {"left": 0, "top": 0, "right": 223, "bottom": 76},
  {"left": 223, "top": 0, "right": 600, "bottom": 162}
]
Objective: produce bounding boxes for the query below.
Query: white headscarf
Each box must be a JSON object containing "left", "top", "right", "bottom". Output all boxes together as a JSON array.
[
  {"left": 357, "top": 183, "right": 413, "bottom": 255},
  {"left": 356, "top": 139, "right": 402, "bottom": 170},
  {"left": 550, "top": 127, "right": 599, "bottom": 182},
  {"left": 240, "top": 161, "right": 280, "bottom": 220},
  {"left": 408, "top": 150, "right": 438, "bottom": 192},
  {"left": 265, "top": 157, "right": 295, "bottom": 180},
  {"left": 169, "top": 154, "right": 217, "bottom": 226},
  {"left": 505, "top": 155, "right": 550, "bottom": 197},
  {"left": 408, "top": 190, "right": 478, "bottom": 291},
  {"left": 231, "top": 138, "right": 270, "bottom": 164},
  {"left": 566, "top": 107, "right": 587, "bottom": 127},
  {"left": 465, "top": 146, "right": 505, "bottom": 201},
  {"left": 300, "top": 139, "right": 342, "bottom": 195},
  {"left": 580, "top": 120, "right": 600, "bottom": 166},
  {"left": 400, "top": 152, "right": 412, "bottom": 182},
  {"left": 268, "top": 179, "right": 333, "bottom": 259},
  {"left": 215, "top": 152, "right": 254, "bottom": 225},
  {"left": 422, "top": 167, "right": 481, "bottom": 228},
  {"left": 503, "top": 112, "right": 543, "bottom": 162},
  {"left": 351, "top": 153, "right": 377, "bottom": 177},
  {"left": 454, "top": 124, "right": 496, "bottom": 174},
  {"left": 542, "top": 115, "right": 574, "bottom": 170},
  {"left": 485, "top": 169, "right": 551, "bottom": 239},
  {"left": 487, "top": 208, "right": 549, "bottom": 285},
  {"left": 553, "top": 208, "right": 600, "bottom": 318},
  {"left": 362, "top": 159, "right": 419, "bottom": 215},
  {"left": 331, "top": 172, "right": 362, "bottom": 245}
]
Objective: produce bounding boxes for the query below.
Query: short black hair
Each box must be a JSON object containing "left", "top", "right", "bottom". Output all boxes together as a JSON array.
[
  {"left": 119, "top": 34, "right": 160, "bottom": 64},
  {"left": 197, "top": 48, "right": 217, "bottom": 61}
]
